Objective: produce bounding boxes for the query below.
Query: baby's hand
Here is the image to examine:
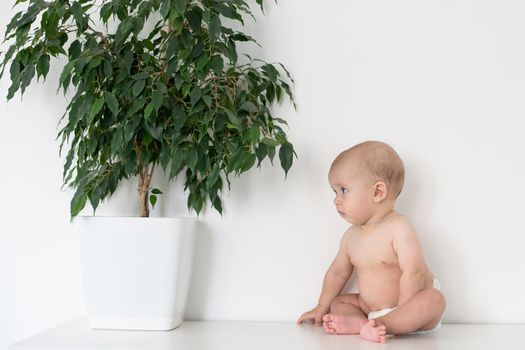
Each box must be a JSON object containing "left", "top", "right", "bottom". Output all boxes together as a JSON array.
[{"left": 297, "top": 304, "right": 330, "bottom": 326}]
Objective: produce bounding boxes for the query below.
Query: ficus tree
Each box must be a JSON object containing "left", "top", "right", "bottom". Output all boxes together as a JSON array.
[{"left": 0, "top": 0, "right": 296, "bottom": 218}]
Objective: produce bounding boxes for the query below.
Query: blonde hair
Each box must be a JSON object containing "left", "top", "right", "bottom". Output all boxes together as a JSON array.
[{"left": 331, "top": 141, "right": 405, "bottom": 199}]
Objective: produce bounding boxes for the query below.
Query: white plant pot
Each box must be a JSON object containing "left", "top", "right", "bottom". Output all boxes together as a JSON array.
[{"left": 76, "top": 216, "right": 196, "bottom": 331}]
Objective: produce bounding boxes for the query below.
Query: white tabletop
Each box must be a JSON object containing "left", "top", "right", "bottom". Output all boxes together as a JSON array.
[{"left": 9, "top": 318, "right": 525, "bottom": 350}]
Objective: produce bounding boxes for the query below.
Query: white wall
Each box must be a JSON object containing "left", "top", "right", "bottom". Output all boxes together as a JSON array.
[{"left": 2, "top": 0, "right": 525, "bottom": 348}]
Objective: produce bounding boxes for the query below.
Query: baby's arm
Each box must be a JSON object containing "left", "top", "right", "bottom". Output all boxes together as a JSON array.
[
  {"left": 298, "top": 232, "right": 354, "bottom": 325},
  {"left": 392, "top": 219, "right": 427, "bottom": 306}
]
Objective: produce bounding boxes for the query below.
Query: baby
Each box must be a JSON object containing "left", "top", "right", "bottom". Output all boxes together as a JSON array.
[{"left": 297, "top": 141, "right": 445, "bottom": 343}]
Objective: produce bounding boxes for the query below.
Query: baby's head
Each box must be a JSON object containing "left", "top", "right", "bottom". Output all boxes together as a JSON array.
[{"left": 328, "top": 141, "right": 405, "bottom": 224}]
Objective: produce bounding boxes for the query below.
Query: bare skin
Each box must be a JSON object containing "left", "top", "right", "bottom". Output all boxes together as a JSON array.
[
  {"left": 298, "top": 151, "right": 446, "bottom": 343},
  {"left": 300, "top": 213, "right": 446, "bottom": 342}
]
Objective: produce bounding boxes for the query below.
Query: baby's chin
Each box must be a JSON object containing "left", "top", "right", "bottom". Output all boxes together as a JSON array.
[
  {"left": 339, "top": 213, "right": 365, "bottom": 225},
  {"left": 338, "top": 211, "right": 356, "bottom": 224}
]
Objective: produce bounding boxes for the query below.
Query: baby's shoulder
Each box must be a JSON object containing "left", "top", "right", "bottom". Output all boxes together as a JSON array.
[
  {"left": 340, "top": 225, "right": 360, "bottom": 243},
  {"left": 384, "top": 213, "right": 417, "bottom": 238}
]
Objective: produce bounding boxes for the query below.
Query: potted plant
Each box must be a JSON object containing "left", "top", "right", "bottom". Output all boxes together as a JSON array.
[{"left": 1, "top": 0, "right": 296, "bottom": 330}]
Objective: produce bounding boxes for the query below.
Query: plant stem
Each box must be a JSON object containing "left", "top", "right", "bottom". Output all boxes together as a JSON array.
[{"left": 138, "top": 163, "right": 155, "bottom": 217}]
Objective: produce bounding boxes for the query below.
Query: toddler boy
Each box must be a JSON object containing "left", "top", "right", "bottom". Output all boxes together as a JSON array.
[{"left": 297, "top": 141, "right": 445, "bottom": 343}]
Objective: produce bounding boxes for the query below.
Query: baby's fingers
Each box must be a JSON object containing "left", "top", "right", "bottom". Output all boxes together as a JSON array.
[{"left": 297, "top": 312, "right": 313, "bottom": 324}]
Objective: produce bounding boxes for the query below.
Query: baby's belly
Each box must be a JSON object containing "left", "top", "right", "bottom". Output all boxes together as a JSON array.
[{"left": 358, "top": 271, "right": 401, "bottom": 311}]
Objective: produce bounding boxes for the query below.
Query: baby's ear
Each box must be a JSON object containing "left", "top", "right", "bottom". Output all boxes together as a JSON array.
[{"left": 373, "top": 181, "right": 388, "bottom": 202}]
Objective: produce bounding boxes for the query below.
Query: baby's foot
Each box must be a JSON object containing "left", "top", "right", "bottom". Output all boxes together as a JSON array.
[
  {"left": 322, "top": 314, "right": 367, "bottom": 335},
  {"left": 359, "top": 319, "right": 387, "bottom": 343}
]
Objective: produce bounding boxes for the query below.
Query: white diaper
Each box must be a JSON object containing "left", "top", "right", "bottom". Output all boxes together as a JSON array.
[{"left": 367, "top": 278, "right": 442, "bottom": 335}]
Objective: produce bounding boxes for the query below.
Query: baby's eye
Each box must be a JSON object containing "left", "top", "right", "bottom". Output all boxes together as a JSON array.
[{"left": 341, "top": 187, "right": 348, "bottom": 194}]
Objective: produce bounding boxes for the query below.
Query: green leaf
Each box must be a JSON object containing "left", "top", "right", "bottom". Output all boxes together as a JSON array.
[
  {"left": 212, "top": 197, "right": 223, "bottom": 215},
  {"left": 89, "top": 188, "right": 101, "bottom": 213},
  {"left": 215, "top": 3, "right": 243, "bottom": 23},
  {"left": 127, "top": 98, "right": 146, "bottom": 117},
  {"left": 147, "top": 123, "right": 163, "bottom": 140},
  {"left": 36, "top": 54, "right": 50, "bottom": 80},
  {"left": 241, "top": 154, "right": 256, "bottom": 173},
  {"left": 202, "top": 95, "right": 212, "bottom": 108},
  {"left": 103, "top": 60, "right": 113, "bottom": 78},
  {"left": 181, "top": 28, "right": 193, "bottom": 49},
  {"left": 182, "top": 83, "right": 191, "bottom": 97},
  {"left": 143, "top": 131, "right": 153, "bottom": 146},
  {"left": 100, "top": 3, "right": 112, "bottom": 23},
  {"left": 173, "top": 0, "right": 187, "bottom": 15},
  {"left": 170, "top": 147, "right": 186, "bottom": 178},
  {"left": 104, "top": 91, "right": 119, "bottom": 115},
  {"left": 166, "top": 36, "right": 179, "bottom": 59},
  {"left": 133, "top": 16, "right": 145, "bottom": 36},
  {"left": 256, "top": 0, "right": 264, "bottom": 12},
  {"left": 132, "top": 72, "right": 149, "bottom": 80},
  {"left": 231, "top": 33, "right": 257, "bottom": 43},
  {"left": 263, "top": 64, "right": 279, "bottom": 82},
  {"left": 71, "top": 2, "right": 84, "bottom": 29},
  {"left": 187, "top": 8, "right": 202, "bottom": 33},
  {"left": 279, "top": 142, "right": 294, "bottom": 177},
  {"left": 149, "top": 194, "right": 157, "bottom": 208},
  {"left": 176, "top": 47, "right": 190, "bottom": 61},
  {"left": 246, "top": 126, "right": 260, "bottom": 144},
  {"left": 20, "top": 63, "right": 35, "bottom": 94},
  {"left": 172, "top": 105, "right": 187, "bottom": 130},
  {"left": 124, "top": 121, "right": 137, "bottom": 143},
  {"left": 262, "top": 137, "right": 280, "bottom": 147},
  {"left": 210, "top": 55, "right": 224, "bottom": 74},
  {"left": 229, "top": 148, "right": 245, "bottom": 173},
  {"left": 111, "top": 128, "right": 124, "bottom": 155},
  {"left": 152, "top": 91, "right": 163, "bottom": 111},
  {"left": 116, "top": 18, "right": 135, "bottom": 45},
  {"left": 187, "top": 148, "right": 198, "bottom": 172},
  {"left": 9, "top": 59, "right": 20, "bottom": 81},
  {"left": 89, "top": 97, "right": 105, "bottom": 120},
  {"left": 133, "top": 80, "right": 146, "bottom": 97},
  {"left": 195, "top": 54, "right": 208, "bottom": 71},
  {"left": 160, "top": 0, "right": 170, "bottom": 18},
  {"left": 256, "top": 143, "right": 268, "bottom": 166},
  {"left": 68, "top": 40, "right": 82, "bottom": 60},
  {"left": 149, "top": 194, "right": 158, "bottom": 208},
  {"left": 144, "top": 102, "right": 155, "bottom": 120},
  {"left": 151, "top": 188, "right": 163, "bottom": 195},
  {"left": 167, "top": 59, "right": 178, "bottom": 76},
  {"left": 59, "top": 62, "right": 74, "bottom": 87},
  {"left": 71, "top": 187, "right": 88, "bottom": 218},
  {"left": 209, "top": 14, "right": 221, "bottom": 44},
  {"left": 190, "top": 86, "right": 202, "bottom": 106},
  {"left": 267, "top": 146, "right": 276, "bottom": 164},
  {"left": 240, "top": 101, "right": 257, "bottom": 113},
  {"left": 206, "top": 166, "right": 220, "bottom": 190},
  {"left": 226, "top": 110, "right": 240, "bottom": 128}
]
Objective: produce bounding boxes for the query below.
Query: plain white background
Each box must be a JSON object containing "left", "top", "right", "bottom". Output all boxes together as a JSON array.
[{"left": 1, "top": 0, "right": 525, "bottom": 349}]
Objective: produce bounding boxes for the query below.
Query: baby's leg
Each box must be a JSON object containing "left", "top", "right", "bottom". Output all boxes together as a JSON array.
[
  {"left": 371, "top": 288, "right": 445, "bottom": 335},
  {"left": 322, "top": 294, "right": 370, "bottom": 335}
]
